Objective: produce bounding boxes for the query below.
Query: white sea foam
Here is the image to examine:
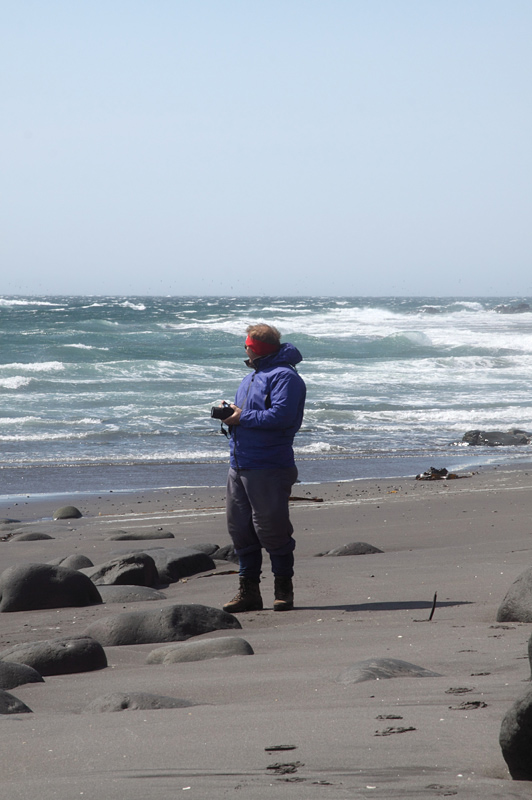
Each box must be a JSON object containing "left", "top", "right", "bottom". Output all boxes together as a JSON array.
[
  {"left": 386, "top": 331, "right": 432, "bottom": 346},
  {"left": 452, "top": 301, "right": 485, "bottom": 311},
  {"left": 0, "top": 298, "right": 60, "bottom": 307},
  {"left": 0, "top": 361, "right": 64, "bottom": 373},
  {"left": 120, "top": 301, "right": 147, "bottom": 311},
  {"left": 64, "top": 343, "right": 110, "bottom": 351},
  {"left": 0, "top": 376, "right": 32, "bottom": 389},
  {"left": 296, "top": 442, "right": 349, "bottom": 454},
  {"left": 0, "top": 432, "right": 91, "bottom": 442},
  {"left": 0, "top": 416, "right": 41, "bottom": 424}
]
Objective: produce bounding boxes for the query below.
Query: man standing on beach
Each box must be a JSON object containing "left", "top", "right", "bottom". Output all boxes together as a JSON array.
[{"left": 220, "top": 324, "right": 306, "bottom": 613}]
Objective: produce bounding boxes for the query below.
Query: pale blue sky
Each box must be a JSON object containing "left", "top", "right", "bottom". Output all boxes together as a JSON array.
[{"left": 1, "top": 1, "right": 531, "bottom": 296}]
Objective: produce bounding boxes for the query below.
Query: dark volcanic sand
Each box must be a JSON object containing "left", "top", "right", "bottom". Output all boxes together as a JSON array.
[{"left": 2, "top": 467, "right": 532, "bottom": 798}]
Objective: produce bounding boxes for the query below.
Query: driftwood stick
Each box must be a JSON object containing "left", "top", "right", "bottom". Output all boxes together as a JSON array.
[{"left": 428, "top": 591, "right": 438, "bottom": 621}]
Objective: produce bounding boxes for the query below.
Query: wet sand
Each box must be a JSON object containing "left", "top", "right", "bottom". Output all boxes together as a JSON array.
[{"left": 2, "top": 466, "right": 532, "bottom": 798}]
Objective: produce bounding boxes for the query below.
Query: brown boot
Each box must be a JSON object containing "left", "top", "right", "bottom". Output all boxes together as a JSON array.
[
  {"left": 273, "top": 576, "right": 294, "bottom": 611},
  {"left": 223, "top": 577, "right": 263, "bottom": 613}
]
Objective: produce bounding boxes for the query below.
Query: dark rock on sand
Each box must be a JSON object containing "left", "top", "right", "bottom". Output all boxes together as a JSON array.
[
  {"left": 336, "top": 657, "right": 442, "bottom": 684},
  {"left": 84, "top": 692, "right": 197, "bottom": 713},
  {"left": 48, "top": 554, "right": 94, "bottom": 570},
  {"left": 0, "top": 661, "right": 44, "bottom": 690},
  {"left": 97, "top": 585, "right": 167, "bottom": 603},
  {"left": 462, "top": 428, "right": 531, "bottom": 446},
  {"left": 497, "top": 567, "right": 532, "bottom": 623},
  {"left": 10, "top": 532, "right": 54, "bottom": 542},
  {"left": 106, "top": 529, "right": 175, "bottom": 541},
  {"left": 147, "top": 636, "right": 254, "bottom": 664},
  {"left": 0, "top": 563, "right": 103, "bottom": 612},
  {"left": 0, "top": 636, "right": 107, "bottom": 676},
  {"left": 80, "top": 553, "right": 159, "bottom": 587},
  {"left": 416, "top": 466, "right": 453, "bottom": 481},
  {"left": 140, "top": 547, "right": 216, "bottom": 584},
  {"left": 316, "top": 542, "right": 383, "bottom": 557},
  {"left": 0, "top": 519, "right": 20, "bottom": 525},
  {"left": 212, "top": 543, "right": 239, "bottom": 564},
  {"left": 500, "top": 686, "right": 532, "bottom": 780},
  {"left": 53, "top": 505, "right": 83, "bottom": 519},
  {"left": 0, "top": 689, "right": 32, "bottom": 714},
  {"left": 83, "top": 603, "right": 241, "bottom": 647},
  {"left": 189, "top": 543, "right": 220, "bottom": 556}
]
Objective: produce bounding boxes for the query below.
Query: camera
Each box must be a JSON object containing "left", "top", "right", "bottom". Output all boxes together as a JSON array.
[{"left": 211, "top": 402, "right": 234, "bottom": 421}]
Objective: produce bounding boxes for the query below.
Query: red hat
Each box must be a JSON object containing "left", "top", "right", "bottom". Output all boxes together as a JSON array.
[{"left": 245, "top": 335, "right": 280, "bottom": 357}]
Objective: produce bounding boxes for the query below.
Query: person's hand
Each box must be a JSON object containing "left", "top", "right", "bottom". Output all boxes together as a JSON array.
[{"left": 223, "top": 404, "right": 242, "bottom": 426}]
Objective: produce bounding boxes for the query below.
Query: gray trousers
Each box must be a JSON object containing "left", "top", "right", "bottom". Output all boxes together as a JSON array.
[{"left": 226, "top": 466, "right": 297, "bottom": 579}]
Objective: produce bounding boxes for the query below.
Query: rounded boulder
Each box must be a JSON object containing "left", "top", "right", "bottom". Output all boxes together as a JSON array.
[
  {"left": 0, "top": 636, "right": 107, "bottom": 676},
  {"left": 83, "top": 603, "right": 241, "bottom": 647},
  {"left": 0, "top": 563, "right": 102, "bottom": 612},
  {"left": 53, "top": 506, "right": 82, "bottom": 520}
]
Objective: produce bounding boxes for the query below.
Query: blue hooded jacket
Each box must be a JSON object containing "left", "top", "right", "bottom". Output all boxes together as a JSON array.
[{"left": 229, "top": 342, "right": 306, "bottom": 470}]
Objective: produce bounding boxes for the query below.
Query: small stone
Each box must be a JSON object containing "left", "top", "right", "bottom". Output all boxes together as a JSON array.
[
  {"left": 0, "top": 689, "right": 32, "bottom": 714},
  {"left": 84, "top": 692, "right": 197, "bottom": 713},
  {"left": 53, "top": 506, "right": 82, "bottom": 520},
  {"left": 337, "top": 658, "right": 441, "bottom": 684}
]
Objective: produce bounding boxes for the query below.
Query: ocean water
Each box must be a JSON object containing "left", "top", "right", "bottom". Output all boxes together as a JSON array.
[{"left": 2, "top": 295, "right": 532, "bottom": 497}]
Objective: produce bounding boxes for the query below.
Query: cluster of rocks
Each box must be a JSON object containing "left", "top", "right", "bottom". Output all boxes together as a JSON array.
[
  {"left": 415, "top": 467, "right": 464, "bottom": 481},
  {"left": 494, "top": 302, "right": 531, "bottom": 314},
  {"left": 461, "top": 428, "right": 532, "bottom": 447},
  {"left": 0, "top": 498, "right": 400, "bottom": 716},
  {"left": 0, "top": 505, "right": 253, "bottom": 714}
]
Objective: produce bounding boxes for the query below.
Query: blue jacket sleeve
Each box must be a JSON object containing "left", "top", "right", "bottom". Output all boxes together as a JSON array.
[{"left": 239, "top": 370, "right": 304, "bottom": 429}]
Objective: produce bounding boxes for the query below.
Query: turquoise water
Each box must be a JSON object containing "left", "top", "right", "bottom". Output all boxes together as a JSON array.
[{"left": 2, "top": 295, "right": 532, "bottom": 495}]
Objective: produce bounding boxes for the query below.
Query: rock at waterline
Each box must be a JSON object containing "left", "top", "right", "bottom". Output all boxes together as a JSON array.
[
  {"left": 495, "top": 302, "right": 531, "bottom": 314},
  {"left": 0, "top": 563, "right": 102, "bottom": 612},
  {"left": 83, "top": 604, "right": 241, "bottom": 647},
  {"left": 53, "top": 506, "right": 82, "bottom": 520},
  {"left": 462, "top": 429, "right": 531, "bottom": 446}
]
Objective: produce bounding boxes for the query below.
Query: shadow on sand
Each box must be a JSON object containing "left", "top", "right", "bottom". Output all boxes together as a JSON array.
[{"left": 298, "top": 599, "right": 473, "bottom": 613}]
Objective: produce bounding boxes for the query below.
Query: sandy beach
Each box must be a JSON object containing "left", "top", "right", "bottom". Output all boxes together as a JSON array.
[{"left": 2, "top": 466, "right": 532, "bottom": 798}]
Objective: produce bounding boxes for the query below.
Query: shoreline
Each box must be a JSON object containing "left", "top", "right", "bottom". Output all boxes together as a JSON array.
[
  {"left": 2, "top": 459, "right": 532, "bottom": 525},
  {"left": 2, "top": 447, "right": 532, "bottom": 505}
]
